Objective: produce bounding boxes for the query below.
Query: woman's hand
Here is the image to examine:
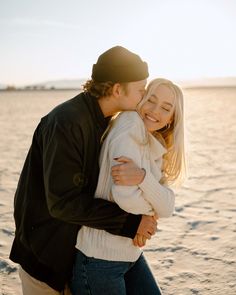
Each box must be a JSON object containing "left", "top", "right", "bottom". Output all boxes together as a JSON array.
[
  {"left": 133, "top": 234, "right": 147, "bottom": 247},
  {"left": 133, "top": 214, "right": 158, "bottom": 247},
  {"left": 111, "top": 156, "right": 145, "bottom": 185},
  {"left": 138, "top": 214, "right": 158, "bottom": 237}
]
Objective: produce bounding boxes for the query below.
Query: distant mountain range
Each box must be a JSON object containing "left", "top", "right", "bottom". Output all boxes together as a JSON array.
[
  {"left": 24, "top": 79, "right": 87, "bottom": 90},
  {"left": 0, "top": 84, "right": 7, "bottom": 90},
  {"left": 1, "top": 77, "right": 236, "bottom": 90},
  {"left": 178, "top": 77, "right": 236, "bottom": 88},
  {"left": 0, "top": 79, "right": 87, "bottom": 90}
]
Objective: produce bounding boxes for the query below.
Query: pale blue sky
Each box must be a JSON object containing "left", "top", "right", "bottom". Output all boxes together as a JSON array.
[{"left": 0, "top": 0, "right": 236, "bottom": 86}]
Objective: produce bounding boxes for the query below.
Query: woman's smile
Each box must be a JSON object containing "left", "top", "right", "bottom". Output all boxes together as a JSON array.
[{"left": 145, "top": 114, "right": 159, "bottom": 123}]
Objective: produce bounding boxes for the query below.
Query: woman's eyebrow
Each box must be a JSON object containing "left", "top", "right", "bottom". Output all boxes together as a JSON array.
[
  {"left": 151, "top": 94, "right": 173, "bottom": 107},
  {"left": 150, "top": 94, "right": 158, "bottom": 100}
]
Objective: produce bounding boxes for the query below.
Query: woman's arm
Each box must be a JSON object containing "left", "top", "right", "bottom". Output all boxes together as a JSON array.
[
  {"left": 139, "top": 172, "right": 175, "bottom": 218},
  {"left": 103, "top": 112, "right": 156, "bottom": 216},
  {"left": 109, "top": 133, "right": 154, "bottom": 216},
  {"left": 111, "top": 157, "right": 175, "bottom": 218}
]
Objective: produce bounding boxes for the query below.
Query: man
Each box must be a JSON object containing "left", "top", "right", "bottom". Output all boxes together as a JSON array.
[{"left": 10, "top": 46, "right": 157, "bottom": 294}]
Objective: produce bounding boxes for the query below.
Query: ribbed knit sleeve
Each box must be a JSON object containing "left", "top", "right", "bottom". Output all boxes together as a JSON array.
[{"left": 139, "top": 172, "right": 175, "bottom": 218}]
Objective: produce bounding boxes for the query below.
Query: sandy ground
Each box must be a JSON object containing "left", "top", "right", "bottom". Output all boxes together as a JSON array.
[{"left": 0, "top": 88, "right": 236, "bottom": 294}]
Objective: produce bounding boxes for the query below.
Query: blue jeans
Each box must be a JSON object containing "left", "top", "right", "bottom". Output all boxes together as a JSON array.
[{"left": 70, "top": 250, "right": 162, "bottom": 295}]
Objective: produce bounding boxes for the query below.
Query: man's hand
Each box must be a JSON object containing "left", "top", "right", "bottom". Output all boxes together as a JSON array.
[{"left": 111, "top": 156, "right": 145, "bottom": 185}]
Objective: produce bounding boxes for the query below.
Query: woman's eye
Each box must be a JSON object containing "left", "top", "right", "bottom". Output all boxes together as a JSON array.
[
  {"left": 148, "top": 99, "right": 155, "bottom": 104},
  {"left": 162, "top": 107, "right": 170, "bottom": 112}
]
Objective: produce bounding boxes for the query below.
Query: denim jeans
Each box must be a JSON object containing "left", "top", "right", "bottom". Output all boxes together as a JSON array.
[{"left": 70, "top": 250, "right": 162, "bottom": 295}]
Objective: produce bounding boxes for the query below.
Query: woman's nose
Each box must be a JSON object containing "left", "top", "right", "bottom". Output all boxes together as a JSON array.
[{"left": 152, "top": 105, "right": 160, "bottom": 115}]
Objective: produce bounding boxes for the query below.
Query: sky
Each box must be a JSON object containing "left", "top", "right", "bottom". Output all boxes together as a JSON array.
[{"left": 0, "top": 0, "right": 236, "bottom": 86}]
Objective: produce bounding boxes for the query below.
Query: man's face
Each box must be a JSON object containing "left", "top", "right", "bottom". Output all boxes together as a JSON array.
[{"left": 119, "top": 79, "right": 147, "bottom": 110}]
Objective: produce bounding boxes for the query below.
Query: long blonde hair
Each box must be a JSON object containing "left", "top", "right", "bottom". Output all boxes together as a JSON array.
[{"left": 137, "top": 78, "right": 186, "bottom": 185}]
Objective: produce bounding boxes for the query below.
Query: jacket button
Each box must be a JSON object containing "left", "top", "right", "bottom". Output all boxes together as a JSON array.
[{"left": 73, "top": 173, "right": 85, "bottom": 186}]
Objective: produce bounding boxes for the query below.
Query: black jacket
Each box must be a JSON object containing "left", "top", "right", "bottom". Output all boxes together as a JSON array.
[{"left": 10, "top": 92, "right": 141, "bottom": 291}]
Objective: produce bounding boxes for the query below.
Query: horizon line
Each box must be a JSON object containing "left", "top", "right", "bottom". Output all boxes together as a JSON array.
[{"left": 1, "top": 75, "right": 236, "bottom": 88}]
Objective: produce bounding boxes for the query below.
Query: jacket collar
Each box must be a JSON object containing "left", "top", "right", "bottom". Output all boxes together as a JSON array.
[{"left": 83, "top": 92, "right": 111, "bottom": 130}]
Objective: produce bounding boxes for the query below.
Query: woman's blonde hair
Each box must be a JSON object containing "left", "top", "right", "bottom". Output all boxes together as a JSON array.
[{"left": 137, "top": 78, "right": 186, "bottom": 185}]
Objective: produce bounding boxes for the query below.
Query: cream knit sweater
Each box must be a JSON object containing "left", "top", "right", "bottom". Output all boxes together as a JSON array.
[{"left": 75, "top": 111, "right": 175, "bottom": 262}]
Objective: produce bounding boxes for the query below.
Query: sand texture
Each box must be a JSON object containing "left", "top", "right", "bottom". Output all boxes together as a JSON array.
[{"left": 0, "top": 88, "right": 235, "bottom": 294}]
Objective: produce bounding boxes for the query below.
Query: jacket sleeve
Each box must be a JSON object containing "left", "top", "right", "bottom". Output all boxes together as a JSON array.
[
  {"left": 41, "top": 119, "right": 141, "bottom": 239},
  {"left": 109, "top": 118, "right": 175, "bottom": 218}
]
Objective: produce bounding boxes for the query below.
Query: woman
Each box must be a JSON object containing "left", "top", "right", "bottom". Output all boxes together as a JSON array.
[{"left": 70, "top": 78, "right": 185, "bottom": 294}]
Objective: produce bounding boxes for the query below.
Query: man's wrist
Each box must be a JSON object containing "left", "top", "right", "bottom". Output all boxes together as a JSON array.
[{"left": 121, "top": 214, "right": 142, "bottom": 239}]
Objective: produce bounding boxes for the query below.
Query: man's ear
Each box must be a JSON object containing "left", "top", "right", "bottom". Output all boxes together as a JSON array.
[{"left": 112, "top": 83, "right": 122, "bottom": 97}]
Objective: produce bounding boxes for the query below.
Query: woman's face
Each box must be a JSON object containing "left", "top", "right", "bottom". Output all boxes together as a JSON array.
[{"left": 140, "top": 84, "right": 175, "bottom": 133}]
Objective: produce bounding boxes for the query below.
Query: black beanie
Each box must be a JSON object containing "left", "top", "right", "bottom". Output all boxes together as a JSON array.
[{"left": 92, "top": 46, "right": 149, "bottom": 83}]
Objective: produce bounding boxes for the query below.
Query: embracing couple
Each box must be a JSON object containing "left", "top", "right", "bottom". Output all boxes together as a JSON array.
[{"left": 10, "top": 46, "right": 185, "bottom": 294}]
